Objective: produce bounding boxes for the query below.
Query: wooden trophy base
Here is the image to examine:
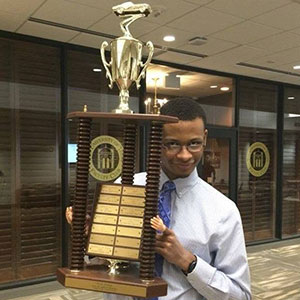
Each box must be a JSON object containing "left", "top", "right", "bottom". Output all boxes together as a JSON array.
[{"left": 57, "top": 265, "right": 167, "bottom": 298}]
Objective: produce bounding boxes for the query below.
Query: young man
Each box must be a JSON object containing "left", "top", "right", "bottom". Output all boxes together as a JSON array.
[
  {"left": 67, "top": 98, "right": 251, "bottom": 300},
  {"left": 104, "top": 97, "right": 251, "bottom": 300}
]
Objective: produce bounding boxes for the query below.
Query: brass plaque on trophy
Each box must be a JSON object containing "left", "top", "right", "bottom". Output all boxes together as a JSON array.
[{"left": 87, "top": 183, "right": 145, "bottom": 261}]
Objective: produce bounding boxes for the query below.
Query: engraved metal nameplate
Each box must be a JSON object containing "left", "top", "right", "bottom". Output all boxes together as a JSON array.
[
  {"left": 123, "top": 186, "right": 145, "bottom": 197},
  {"left": 92, "top": 224, "right": 116, "bottom": 235},
  {"left": 64, "top": 276, "right": 147, "bottom": 297},
  {"left": 114, "top": 247, "right": 139, "bottom": 259},
  {"left": 115, "top": 237, "right": 140, "bottom": 248},
  {"left": 121, "top": 196, "right": 145, "bottom": 207},
  {"left": 90, "top": 234, "right": 114, "bottom": 245},
  {"left": 99, "top": 194, "right": 121, "bottom": 204},
  {"left": 96, "top": 204, "right": 119, "bottom": 214},
  {"left": 120, "top": 206, "right": 144, "bottom": 217},
  {"left": 101, "top": 185, "right": 122, "bottom": 194},
  {"left": 118, "top": 216, "right": 143, "bottom": 227},
  {"left": 88, "top": 244, "right": 113, "bottom": 255},
  {"left": 117, "top": 226, "right": 142, "bottom": 238},
  {"left": 94, "top": 214, "right": 118, "bottom": 224}
]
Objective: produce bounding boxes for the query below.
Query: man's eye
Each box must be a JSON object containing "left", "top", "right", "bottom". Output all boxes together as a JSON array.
[
  {"left": 189, "top": 141, "right": 203, "bottom": 147},
  {"left": 166, "top": 142, "right": 180, "bottom": 148}
]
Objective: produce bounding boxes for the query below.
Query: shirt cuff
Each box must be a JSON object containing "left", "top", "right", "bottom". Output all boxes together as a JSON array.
[{"left": 187, "top": 254, "right": 216, "bottom": 287}]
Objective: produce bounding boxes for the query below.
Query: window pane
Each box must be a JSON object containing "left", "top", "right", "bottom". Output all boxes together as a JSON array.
[
  {"left": 199, "top": 137, "right": 230, "bottom": 196},
  {"left": 0, "top": 38, "right": 61, "bottom": 284},
  {"left": 68, "top": 50, "right": 139, "bottom": 113},
  {"left": 67, "top": 50, "right": 140, "bottom": 212},
  {"left": 146, "top": 64, "right": 235, "bottom": 127},
  {"left": 282, "top": 87, "right": 300, "bottom": 237},
  {"left": 238, "top": 80, "right": 277, "bottom": 242}
]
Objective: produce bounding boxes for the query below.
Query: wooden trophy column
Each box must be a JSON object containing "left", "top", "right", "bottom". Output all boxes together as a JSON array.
[{"left": 71, "top": 116, "right": 91, "bottom": 272}]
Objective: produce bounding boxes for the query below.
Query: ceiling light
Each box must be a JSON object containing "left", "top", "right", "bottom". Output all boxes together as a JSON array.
[
  {"left": 288, "top": 96, "right": 295, "bottom": 100},
  {"left": 93, "top": 68, "right": 102, "bottom": 72},
  {"left": 163, "top": 35, "right": 175, "bottom": 42},
  {"left": 210, "top": 85, "right": 217, "bottom": 88},
  {"left": 293, "top": 65, "right": 300, "bottom": 70},
  {"left": 288, "top": 113, "right": 300, "bottom": 117},
  {"left": 220, "top": 87, "right": 229, "bottom": 91}
]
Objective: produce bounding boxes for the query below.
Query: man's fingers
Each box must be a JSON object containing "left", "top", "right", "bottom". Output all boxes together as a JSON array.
[
  {"left": 156, "top": 228, "right": 173, "bottom": 242},
  {"left": 163, "top": 227, "right": 172, "bottom": 235},
  {"left": 156, "top": 227, "right": 172, "bottom": 239},
  {"left": 65, "top": 206, "right": 73, "bottom": 224}
]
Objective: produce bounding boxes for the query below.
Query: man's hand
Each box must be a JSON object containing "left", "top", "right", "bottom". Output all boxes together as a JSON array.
[
  {"left": 65, "top": 206, "right": 91, "bottom": 235},
  {"left": 150, "top": 215, "right": 166, "bottom": 232},
  {"left": 155, "top": 227, "right": 195, "bottom": 273},
  {"left": 65, "top": 206, "right": 73, "bottom": 224}
]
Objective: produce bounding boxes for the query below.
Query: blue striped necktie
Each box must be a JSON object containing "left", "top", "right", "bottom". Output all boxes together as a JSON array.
[{"left": 149, "top": 181, "right": 176, "bottom": 300}]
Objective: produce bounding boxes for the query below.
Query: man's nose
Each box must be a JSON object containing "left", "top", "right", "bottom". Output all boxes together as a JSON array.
[{"left": 176, "top": 145, "right": 193, "bottom": 160}]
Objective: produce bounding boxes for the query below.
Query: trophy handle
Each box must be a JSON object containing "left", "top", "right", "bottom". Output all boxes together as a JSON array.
[
  {"left": 135, "top": 41, "right": 154, "bottom": 89},
  {"left": 100, "top": 41, "right": 114, "bottom": 89}
]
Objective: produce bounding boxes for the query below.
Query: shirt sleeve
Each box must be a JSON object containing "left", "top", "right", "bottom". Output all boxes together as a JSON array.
[{"left": 187, "top": 206, "right": 252, "bottom": 300}]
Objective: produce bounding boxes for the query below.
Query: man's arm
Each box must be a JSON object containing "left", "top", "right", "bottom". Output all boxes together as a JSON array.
[
  {"left": 188, "top": 208, "right": 251, "bottom": 299},
  {"left": 156, "top": 208, "right": 251, "bottom": 300}
]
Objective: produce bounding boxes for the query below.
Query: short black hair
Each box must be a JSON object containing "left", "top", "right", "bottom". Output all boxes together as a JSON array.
[{"left": 160, "top": 97, "right": 207, "bottom": 128}]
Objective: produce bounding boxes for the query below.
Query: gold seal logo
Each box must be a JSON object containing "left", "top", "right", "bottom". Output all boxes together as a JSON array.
[
  {"left": 90, "top": 135, "right": 123, "bottom": 182},
  {"left": 246, "top": 142, "right": 270, "bottom": 177}
]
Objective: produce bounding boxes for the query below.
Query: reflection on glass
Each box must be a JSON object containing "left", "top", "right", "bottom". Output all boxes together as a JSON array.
[
  {"left": 238, "top": 80, "right": 277, "bottom": 242},
  {"left": 199, "top": 138, "right": 229, "bottom": 196},
  {"left": 0, "top": 38, "right": 61, "bottom": 284},
  {"left": 68, "top": 143, "right": 77, "bottom": 163},
  {"left": 145, "top": 64, "right": 234, "bottom": 127},
  {"left": 282, "top": 87, "right": 300, "bottom": 237},
  {"left": 67, "top": 49, "right": 141, "bottom": 224}
]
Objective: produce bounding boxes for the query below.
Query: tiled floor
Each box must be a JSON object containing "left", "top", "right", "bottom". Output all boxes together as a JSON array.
[
  {"left": 248, "top": 238, "right": 300, "bottom": 300},
  {"left": 1, "top": 238, "right": 300, "bottom": 300}
]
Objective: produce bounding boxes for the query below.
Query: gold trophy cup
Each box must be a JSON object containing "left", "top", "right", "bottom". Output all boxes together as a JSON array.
[{"left": 101, "top": 2, "right": 154, "bottom": 113}]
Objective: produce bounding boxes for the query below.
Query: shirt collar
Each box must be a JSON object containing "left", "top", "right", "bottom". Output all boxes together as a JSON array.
[{"left": 160, "top": 168, "right": 199, "bottom": 197}]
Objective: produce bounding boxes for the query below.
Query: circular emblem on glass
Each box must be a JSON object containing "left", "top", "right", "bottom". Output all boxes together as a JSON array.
[
  {"left": 246, "top": 142, "right": 270, "bottom": 177},
  {"left": 90, "top": 135, "right": 123, "bottom": 182}
]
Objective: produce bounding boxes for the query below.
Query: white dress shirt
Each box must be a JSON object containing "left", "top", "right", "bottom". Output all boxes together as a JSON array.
[{"left": 104, "top": 168, "right": 251, "bottom": 300}]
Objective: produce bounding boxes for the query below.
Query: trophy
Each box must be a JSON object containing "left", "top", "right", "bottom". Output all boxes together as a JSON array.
[
  {"left": 57, "top": 2, "right": 178, "bottom": 298},
  {"left": 101, "top": 2, "right": 154, "bottom": 113}
]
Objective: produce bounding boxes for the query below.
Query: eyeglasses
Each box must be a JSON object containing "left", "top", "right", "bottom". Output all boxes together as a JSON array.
[{"left": 162, "top": 140, "right": 205, "bottom": 154}]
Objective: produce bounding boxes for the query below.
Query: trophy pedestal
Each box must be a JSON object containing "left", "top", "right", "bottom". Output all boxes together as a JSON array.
[
  {"left": 59, "top": 112, "right": 177, "bottom": 298},
  {"left": 57, "top": 267, "right": 167, "bottom": 298}
]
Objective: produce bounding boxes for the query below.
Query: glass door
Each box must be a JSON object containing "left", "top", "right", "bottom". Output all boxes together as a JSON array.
[
  {"left": 238, "top": 80, "right": 277, "bottom": 242},
  {"left": 198, "top": 128, "right": 237, "bottom": 202}
]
